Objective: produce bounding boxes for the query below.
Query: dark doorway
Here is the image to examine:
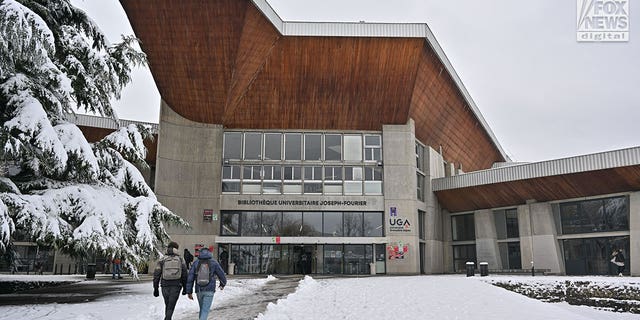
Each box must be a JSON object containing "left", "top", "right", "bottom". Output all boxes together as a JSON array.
[{"left": 563, "top": 236, "right": 629, "bottom": 275}]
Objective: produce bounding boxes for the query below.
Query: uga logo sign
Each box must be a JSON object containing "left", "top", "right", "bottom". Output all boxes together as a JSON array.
[{"left": 389, "top": 218, "right": 411, "bottom": 230}]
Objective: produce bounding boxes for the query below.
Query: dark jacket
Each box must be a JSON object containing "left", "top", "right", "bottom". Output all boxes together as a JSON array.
[
  {"left": 616, "top": 252, "right": 626, "bottom": 263},
  {"left": 153, "top": 247, "right": 188, "bottom": 289},
  {"left": 186, "top": 248, "right": 227, "bottom": 294}
]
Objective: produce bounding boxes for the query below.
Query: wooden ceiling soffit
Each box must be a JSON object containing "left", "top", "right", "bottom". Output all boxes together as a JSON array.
[{"left": 223, "top": 4, "right": 282, "bottom": 121}]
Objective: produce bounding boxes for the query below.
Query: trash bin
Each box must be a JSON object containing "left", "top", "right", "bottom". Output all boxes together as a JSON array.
[
  {"left": 228, "top": 263, "right": 235, "bottom": 275},
  {"left": 86, "top": 263, "right": 96, "bottom": 280},
  {"left": 465, "top": 262, "right": 475, "bottom": 277},
  {"left": 480, "top": 262, "right": 489, "bottom": 276}
]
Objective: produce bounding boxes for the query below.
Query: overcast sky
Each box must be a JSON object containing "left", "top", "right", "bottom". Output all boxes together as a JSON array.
[{"left": 71, "top": 0, "right": 639, "bottom": 163}]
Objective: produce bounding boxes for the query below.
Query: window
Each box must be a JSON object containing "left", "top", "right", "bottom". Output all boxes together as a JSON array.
[
  {"left": 364, "top": 135, "right": 382, "bottom": 161},
  {"left": 506, "top": 209, "right": 519, "bottom": 238},
  {"left": 262, "top": 165, "right": 281, "bottom": 194},
  {"left": 242, "top": 165, "right": 261, "bottom": 194},
  {"left": 344, "top": 212, "right": 363, "bottom": 237},
  {"left": 221, "top": 212, "right": 240, "bottom": 235},
  {"left": 344, "top": 166, "right": 363, "bottom": 195},
  {"left": 304, "top": 134, "right": 322, "bottom": 161},
  {"left": 262, "top": 212, "right": 281, "bottom": 236},
  {"left": 283, "top": 166, "right": 302, "bottom": 194},
  {"left": 416, "top": 173, "right": 425, "bottom": 201},
  {"left": 418, "top": 210, "right": 425, "bottom": 240},
  {"left": 244, "top": 132, "right": 262, "bottom": 160},
  {"left": 343, "top": 135, "right": 362, "bottom": 161},
  {"left": 324, "top": 134, "right": 341, "bottom": 161},
  {"left": 242, "top": 211, "right": 262, "bottom": 236},
  {"left": 323, "top": 166, "right": 342, "bottom": 195},
  {"left": 323, "top": 212, "right": 343, "bottom": 237},
  {"left": 364, "top": 212, "right": 384, "bottom": 236},
  {"left": 223, "top": 132, "right": 242, "bottom": 160},
  {"left": 495, "top": 208, "right": 519, "bottom": 240},
  {"left": 560, "top": 196, "right": 629, "bottom": 234},
  {"left": 452, "top": 214, "right": 475, "bottom": 241},
  {"left": 415, "top": 142, "right": 425, "bottom": 172},
  {"left": 453, "top": 244, "right": 476, "bottom": 272},
  {"left": 264, "top": 133, "right": 282, "bottom": 160},
  {"left": 364, "top": 167, "right": 382, "bottom": 195},
  {"left": 284, "top": 133, "right": 302, "bottom": 160},
  {"left": 222, "top": 165, "right": 240, "bottom": 192},
  {"left": 302, "top": 212, "right": 323, "bottom": 236},
  {"left": 282, "top": 212, "right": 303, "bottom": 236},
  {"left": 303, "top": 166, "right": 322, "bottom": 194}
]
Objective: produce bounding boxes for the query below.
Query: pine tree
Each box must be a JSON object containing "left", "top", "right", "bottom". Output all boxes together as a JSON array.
[{"left": 0, "top": 0, "right": 187, "bottom": 273}]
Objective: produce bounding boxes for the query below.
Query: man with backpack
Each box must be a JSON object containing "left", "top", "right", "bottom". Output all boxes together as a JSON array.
[
  {"left": 153, "top": 241, "right": 188, "bottom": 320},
  {"left": 186, "top": 247, "right": 227, "bottom": 320}
]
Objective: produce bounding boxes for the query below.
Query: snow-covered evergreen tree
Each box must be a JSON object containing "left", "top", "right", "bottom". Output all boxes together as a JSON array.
[{"left": 0, "top": 0, "right": 187, "bottom": 272}]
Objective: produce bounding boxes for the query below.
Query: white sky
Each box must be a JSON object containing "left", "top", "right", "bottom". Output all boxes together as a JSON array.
[
  {"left": 71, "top": 0, "right": 640, "bottom": 163},
  {"left": 1, "top": 274, "right": 637, "bottom": 319}
]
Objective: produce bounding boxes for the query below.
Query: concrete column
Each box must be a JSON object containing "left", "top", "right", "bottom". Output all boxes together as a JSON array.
[
  {"left": 382, "top": 120, "right": 419, "bottom": 274},
  {"left": 517, "top": 204, "right": 534, "bottom": 270},
  {"left": 528, "top": 202, "right": 563, "bottom": 273},
  {"left": 422, "top": 147, "right": 445, "bottom": 274},
  {"left": 474, "top": 209, "right": 501, "bottom": 270},
  {"left": 629, "top": 192, "right": 640, "bottom": 276},
  {"left": 154, "top": 100, "right": 223, "bottom": 254},
  {"left": 442, "top": 209, "right": 453, "bottom": 273}
]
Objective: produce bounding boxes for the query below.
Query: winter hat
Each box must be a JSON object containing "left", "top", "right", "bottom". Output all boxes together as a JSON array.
[{"left": 168, "top": 241, "right": 179, "bottom": 249}]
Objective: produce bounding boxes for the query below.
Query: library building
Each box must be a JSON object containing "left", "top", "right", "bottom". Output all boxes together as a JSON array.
[{"left": 115, "top": 0, "right": 640, "bottom": 276}]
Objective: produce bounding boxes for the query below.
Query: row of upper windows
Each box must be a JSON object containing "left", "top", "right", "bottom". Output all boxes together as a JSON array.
[{"left": 223, "top": 132, "right": 382, "bottom": 162}]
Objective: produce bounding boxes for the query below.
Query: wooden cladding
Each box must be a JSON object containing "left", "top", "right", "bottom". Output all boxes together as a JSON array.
[
  {"left": 120, "top": 0, "right": 505, "bottom": 171},
  {"left": 78, "top": 126, "right": 158, "bottom": 164},
  {"left": 435, "top": 165, "right": 640, "bottom": 212}
]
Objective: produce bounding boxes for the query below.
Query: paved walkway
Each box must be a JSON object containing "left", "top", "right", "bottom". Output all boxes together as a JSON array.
[{"left": 178, "top": 275, "right": 303, "bottom": 320}]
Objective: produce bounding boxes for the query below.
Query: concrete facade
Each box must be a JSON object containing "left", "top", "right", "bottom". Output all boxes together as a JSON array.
[{"left": 154, "top": 100, "right": 223, "bottom": 253}]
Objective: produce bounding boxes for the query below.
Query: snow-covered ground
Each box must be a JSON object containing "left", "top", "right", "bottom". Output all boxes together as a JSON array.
[{"left": 1, "top": 274, "right": 640, "bottom": 319}]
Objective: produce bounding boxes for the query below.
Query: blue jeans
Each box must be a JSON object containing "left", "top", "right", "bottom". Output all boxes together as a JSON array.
[
  {"left": 196, "top": 290, "right": 215, "bottom": 320},
  {"left": 112, "top": 264, "right": 121, "bottom": 278}
]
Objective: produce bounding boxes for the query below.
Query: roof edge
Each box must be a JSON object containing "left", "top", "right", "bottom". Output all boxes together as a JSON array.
[
  {"left": 433, "top": 146, "right": 640, "bottom": 191},
  {"left": 251, "top": 0, "right": 509, "bottom": 161}
]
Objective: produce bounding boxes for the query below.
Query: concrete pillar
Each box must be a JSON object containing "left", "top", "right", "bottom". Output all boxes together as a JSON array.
[
  {"left": 517, "top": 204, "right": 534, "bottom": 270},
  {"left": 474, "top": 209, "right": 501, "bottom": 270},
  {"left": 154, "top": 100, "right": 222, "bottom": 254},
  {"left": 630, "top": 192, "right": 640, "bottom": 276},
  {"left": 528, "top": 202, "right": 563, "bottom": 273},
  {"left": 382, "top": 120, "right": 419, "bottom": 274},
  {"left": 442, "top": 209, "right": 453, "bottom": 273},
  {"left": 422, "top": 147, "right": 445, "bottom": 274}
]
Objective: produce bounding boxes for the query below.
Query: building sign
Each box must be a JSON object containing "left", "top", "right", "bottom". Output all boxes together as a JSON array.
[
  {"left": 272, "top": 236, "right": 281, "bottom": 244},
  {"left": 577, "top": 0, "right": 629, "bottom": 42},
  {"left": 387, "top": 242, "right": 409, "bottom": 260},
  {"left": 237, "top": 199, "right": 367, "bottom": 206},
  {"left": 388, "top": 206, "right": 411, "bottom": 233},
  {"left": 203, "top": 209, "right": 213, "bottom": 222}
]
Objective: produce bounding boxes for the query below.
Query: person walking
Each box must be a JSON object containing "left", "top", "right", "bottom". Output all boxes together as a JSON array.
[
  {"left": 112, "top": 256, "right": 122, "bottom": 279},
  {"left": 153, "top": 241, "right": 188, "bottom": 320},
  {"left": 186, "top": 247, "right": 227, "bottom": 320},
  {"left": 219, "top": 247, "right": 229, "bottom": 274},
  {"left": 184, "top": 249, "right": 194, "bottom": 269},
  {"left": 611, "top": 248, "right": 626, "bottom": 276}
]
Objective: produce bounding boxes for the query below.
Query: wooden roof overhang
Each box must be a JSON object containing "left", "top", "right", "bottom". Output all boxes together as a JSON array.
[
  {"left": 433, "top": 148, "right": 640, "bottom": 212},
  {"left": 120, "top": 0, "right": 507, "bottom": 171}
]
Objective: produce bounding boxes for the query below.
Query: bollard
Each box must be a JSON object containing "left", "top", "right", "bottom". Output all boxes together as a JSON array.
[
  {"left": 465, "top": 262, "right": 475, "bottom": 277},
  {"left": 228, "top": 263, "right": 235, "bottom": 275},
  {"left": 86, "top": 263, "right": 96, "bottom": 280},
  {"left": 480, "top": 262, "right": 489, "bottom": 276}
]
